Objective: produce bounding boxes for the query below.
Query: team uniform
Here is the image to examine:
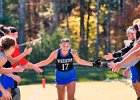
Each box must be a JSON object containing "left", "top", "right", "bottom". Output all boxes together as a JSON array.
[
  {"left": 55, "top": 49, "right": 76, "bottom": 85},
  {"left": 0, "top": 50, "right": 10, "bottom": 97},
  {"left": 0, "top": 45, "right": 28, "bottom": 98},
  {"left": 112, "top": 40, "right": 140, "bottom": 83}
]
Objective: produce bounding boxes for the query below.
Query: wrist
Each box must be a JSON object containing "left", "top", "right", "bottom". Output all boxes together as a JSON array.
[{"left": 23, "top": 52, "right": 26, "bottom": 56}]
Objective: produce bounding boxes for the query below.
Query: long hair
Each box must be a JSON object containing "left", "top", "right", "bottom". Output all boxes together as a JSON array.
[{"left": 133, "top": 24, "right": 140, "bottom": 40}]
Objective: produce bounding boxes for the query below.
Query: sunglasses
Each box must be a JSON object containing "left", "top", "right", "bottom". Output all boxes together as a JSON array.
[
  {"left": 60, "top": 40, "right": 70, "bottom": 43},
  {"left": 10, "top": 28, "right": 17, "bottom": 33}
]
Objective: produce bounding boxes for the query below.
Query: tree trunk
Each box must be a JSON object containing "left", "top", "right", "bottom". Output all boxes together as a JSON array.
[
  {"left": 53, "top": 0, "right": 60, "bottom": 27},
  {"left": 106, "top": 9, "right": 111, "bottom": 53},
  {"left": 0, "top": 0, "right": 3, "bottom": 23},
  {"left": 19, "top": 0, "right": 25, "bottom": 52},
  {"left": 79, "top": 0, "right": 86, "bottom": 59},
  {"left": 85, "top": 0, "right": 91, "bottom": 59},
  {"left": 95, "top": 0, "right": 100, "bottom": 59}
]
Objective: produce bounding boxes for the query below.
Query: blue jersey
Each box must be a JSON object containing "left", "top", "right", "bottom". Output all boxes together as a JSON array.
[
  {"left": 55, "top": 49, "right": 76, "bottom": 84},
  {"left": 56, "top": 49, "right": 74, "bottom": 71}
]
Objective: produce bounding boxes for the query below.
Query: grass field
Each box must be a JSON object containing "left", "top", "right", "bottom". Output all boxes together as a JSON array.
[{"left": 19, "top": 66, "right": 124, "bottom": 85}]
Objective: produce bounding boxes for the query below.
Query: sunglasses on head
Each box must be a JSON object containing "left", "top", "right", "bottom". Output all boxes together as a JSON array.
[
  {"left": 61, "top": 40, "right": 70, "bottom": 43},
  {"left": 10, "top": 28, "right": 17, "bottom": 33}
]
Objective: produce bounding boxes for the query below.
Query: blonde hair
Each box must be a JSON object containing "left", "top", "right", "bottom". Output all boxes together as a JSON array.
[
  {"left": 60, "top": 38, "right": 70, "bottom": 43},
  {"left": 133, "top": 19, "right": 140, "bottom": 25}
]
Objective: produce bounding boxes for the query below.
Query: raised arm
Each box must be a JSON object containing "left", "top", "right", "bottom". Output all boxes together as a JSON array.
[
  {"left": 122, "top": 40, "right": 140, "bottom": 59},
  {"left": 6, "top": 47, "right": 32, "bottom": 64},
  {"left": 71, "top": 50, "right": 93, "bottom": 66},
  {"left": 35, "top": 50, "right": 57, "bottom": 67},
  {"left": 108, "top": 47, "right": 140, "bottom": 73},
  {"left": 103, "top": 40, "right": 134, "bottom": 60}
]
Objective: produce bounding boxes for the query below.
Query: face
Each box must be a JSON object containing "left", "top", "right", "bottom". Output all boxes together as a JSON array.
[
  {"left": 60, "top": 42, "right": 70, "bottom": 51},
  {"left": 126, "top": 32, "right": 135, "bottom": 40},
  {"left": 9, "top": 32, "right": 18, "bottom": 39}
]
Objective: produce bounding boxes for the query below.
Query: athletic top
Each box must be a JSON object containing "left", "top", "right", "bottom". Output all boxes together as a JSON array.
[
  {"left": 0, "top": 50, "right": 5, "bottom": 58},
  {"left": 56, "top": 49, "right": 74, "bottom": 72},
  {"left": 112, "top": 40, "right": 135, "bottom": 57},
  {"left": 112, "top": 39, "right": 140, "bottom": 76},
  {"left": 11, "top": 45, "right": 28, "bottom": 68},
  {"left": 0, "top": 50, "right": 6, "bottom": 76}
]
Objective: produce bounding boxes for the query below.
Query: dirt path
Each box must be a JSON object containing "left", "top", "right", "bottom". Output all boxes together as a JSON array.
[{"left": 19, "top": 81, "right": 136, "bottom": 100}]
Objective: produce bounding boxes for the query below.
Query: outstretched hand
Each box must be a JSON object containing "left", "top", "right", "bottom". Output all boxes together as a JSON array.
[
  {"left": 123, "top": 68, "right": 130, "bottom": 77},
  {"left": 33, "top": 66, "right": 43, "bottom": 73},
  {"left": 108, "top": 62, "right": 122, "bottom": 73},
  {"left": 14, "top": 66, "right": 25, "bottom": 72},
  {"left": 23, "top": 47, "right": 32, "bottom": 56},
  {"left": 33, "top": 64, "right": 43, "bottom": 73},
  {"left": 103, "top": 53, "right": 114, "bottom": 60},
  {"left": 2, "top": 90, "right": 12, "bottom": 100}
]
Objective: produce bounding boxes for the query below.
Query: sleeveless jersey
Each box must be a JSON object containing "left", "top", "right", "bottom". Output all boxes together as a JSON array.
[{"left": 56, "top": 49, "right": 73, "bottom": 71}]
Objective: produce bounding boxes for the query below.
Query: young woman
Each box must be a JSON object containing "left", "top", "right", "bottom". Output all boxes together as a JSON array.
[
  {"left": 0, "top": 26, "right": 37, "bottom": 100},
  {"left": 1, "top": 26, "right": 43, "bottom": 100},
  {"left": 108, "top": 24, "right": 140, "bottom": 100},
  {"left": 0, "top": 35, "right": 27, "bottom": 100},
  {"left": 34, "top": 38, "right": 100, "bottom": 100}
]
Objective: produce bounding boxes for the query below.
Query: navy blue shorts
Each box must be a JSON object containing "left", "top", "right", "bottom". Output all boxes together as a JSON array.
[
  {"left": 130, "top": 66, "right": 140, "bottom": 83},
  {"left": 0, "top": 74, "right": 14, "bottom": 97},
  {"left": 55, "top": 68, "right": 76, "bottom": 85}
]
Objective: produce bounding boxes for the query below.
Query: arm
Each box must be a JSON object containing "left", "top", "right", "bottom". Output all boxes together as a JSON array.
[
  {"left": 6, "top": 47, "right": 32, "bottom": 64},
  {"left": 0, "top": 83, "right": 12, "bottom": 100},
  {"left": 118, "top": 47, "right": 140, "bottom": 67},
  {"left": 35, "top": 51, "right": 56, "bottom": 67},
  {"left": 0, "top": 58, "right": 24, "bottom": 74},
  {"left": 71, "top": 50, "right": 93, "bottom": 66},
  {"left": 24, "top": 62, "right": 43, "bottom": 73},
  {"left": 103, "top": 40, "right": 134, "bottom": 60},
  {"left": 122, "top": 40, "right": 140, "bottom": 59},
  {"left": 6, "top": 73, "right": 21, "bottom": 83},
  {"left": 109, "top": 48, "right": 140, "bottom": 73}
]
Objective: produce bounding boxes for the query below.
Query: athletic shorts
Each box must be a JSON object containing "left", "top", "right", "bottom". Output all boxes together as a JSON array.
[
  {"left": 55, "top": 68, "right": 76, "bottom": 85},
  {"left": 130, "top": 66, "right": 140, "bottom": 83},
  {"left": 0, "top": 74, "right": 14, "bottom": 97}
]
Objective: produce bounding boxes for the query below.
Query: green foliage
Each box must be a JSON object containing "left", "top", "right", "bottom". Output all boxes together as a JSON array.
[
  {"left": 26, "top": 28, "right": 70, "bottom": 63},
  {"left": 1, "top": 0, "right": 19, "bottom": 27}
]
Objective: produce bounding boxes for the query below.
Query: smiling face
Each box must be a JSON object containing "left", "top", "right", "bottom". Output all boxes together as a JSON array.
[
  {"left": 60, "top": 42, "right": 70, "bottom": 52},
  {"left": 59, "top": 38, "right": 70, "bottom": 52},
  {"left": 126, "top": 32, "right": 135, "bottom": 40}
]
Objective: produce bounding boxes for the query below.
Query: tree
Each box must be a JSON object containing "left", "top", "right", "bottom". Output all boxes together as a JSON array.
[
  {"left": 19, "top": 0, "right": 25, "bottom": 52},
  {"left": 0, "top": 0, "right": 3, "bottom": 23},
  {"left": 79, "top": 0, "right": 86, "bottom": 59}
]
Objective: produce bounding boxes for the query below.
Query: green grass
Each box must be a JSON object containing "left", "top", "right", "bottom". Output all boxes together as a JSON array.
[{"left": 18, "top": 65, "right": 125, "bottom": 85}]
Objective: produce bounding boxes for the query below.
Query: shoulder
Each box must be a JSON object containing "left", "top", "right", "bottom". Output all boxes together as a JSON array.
[
  {"left": 0, "top": 51, "right": 5, "bottom": 58},
  {"left": 50, "top": 49, "right": 59, "bottom": 58},
  {"left": 52, "top": 49, "right": 59, "bottom": 55}
]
